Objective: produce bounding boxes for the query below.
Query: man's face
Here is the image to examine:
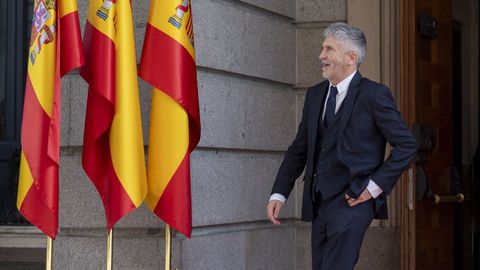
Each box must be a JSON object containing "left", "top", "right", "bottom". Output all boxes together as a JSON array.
[{"left": 319, "top": 36, "right": 355, "bottom": 85}]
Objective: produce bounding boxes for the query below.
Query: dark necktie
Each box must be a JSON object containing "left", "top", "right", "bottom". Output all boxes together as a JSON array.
[{"left": 324, "top": 86, "right": 338, "bottom": 127}]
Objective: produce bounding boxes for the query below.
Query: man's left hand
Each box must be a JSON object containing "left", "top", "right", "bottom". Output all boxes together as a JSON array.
[{"left": 345, "top": 188, "right": 372, "bottom": 207}]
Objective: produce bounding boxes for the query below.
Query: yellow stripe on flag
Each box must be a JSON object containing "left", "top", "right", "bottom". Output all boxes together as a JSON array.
[
  {"left": 87, "top": 0, "right": 116, "bottom": 44},
  {"left": 109, "top": 0, "right": 147, "bottom": 206},
  {"left": 59, "top": 0, "right": 78, "bottom": 17},
  {"left": 147, "top": 0, "right": 195, "bottom": 58},
  {"left": 146, "top": 89, "right": 189, "bottom": 208},
  {"left": 17, "top": 152, "right": 34, "bottom": 209},
  {"left": 27, "top": 8, "right": 57, "bottom": 117}
]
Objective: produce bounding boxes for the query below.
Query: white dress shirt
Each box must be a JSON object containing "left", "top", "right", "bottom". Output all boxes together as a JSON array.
[{"left": 270, "top": 70, "right": 383, "bottom": 203}]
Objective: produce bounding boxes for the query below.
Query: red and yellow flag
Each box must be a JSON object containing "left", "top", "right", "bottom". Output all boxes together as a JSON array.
[
  {"left": 17, "top": 0, "right": 84, "bottom": 239},
  {"left": 139, "top": 0, "right": 201, "bottom": 237},
  {"left": 81, "top": 0, "right": 147, "bottom": 230}
]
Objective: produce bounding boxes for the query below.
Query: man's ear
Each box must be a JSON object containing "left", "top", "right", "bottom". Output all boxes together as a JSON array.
[{"left": 347, "top": 52, "right": 358, "bottom": 66}]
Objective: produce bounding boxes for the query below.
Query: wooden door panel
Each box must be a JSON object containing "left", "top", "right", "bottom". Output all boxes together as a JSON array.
[{"left": 415, "top": 0, "right": 454, "bottom": 269}]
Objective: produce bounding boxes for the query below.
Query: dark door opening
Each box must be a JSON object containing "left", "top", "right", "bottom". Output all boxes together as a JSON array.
[
  {"left": 451, "top": 20, "right": 468, "bottom": 270},
  {"left": 0, "top": 0, "right": 32, "bottom": 225}
]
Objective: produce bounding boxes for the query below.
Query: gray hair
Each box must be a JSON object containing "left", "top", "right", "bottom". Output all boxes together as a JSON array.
[{"left": 323, "top": 23, "right": 366, "bottom": 66}]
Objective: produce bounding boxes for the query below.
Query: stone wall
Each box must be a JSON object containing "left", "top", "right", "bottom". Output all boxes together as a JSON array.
[{"left": 43, "top": 0, "right": 400, "bottom": 269}]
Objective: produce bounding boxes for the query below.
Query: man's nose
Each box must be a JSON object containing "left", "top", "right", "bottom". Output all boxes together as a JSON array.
[{"left": 319, "top": 50, "right": 326, "bottom": 60}]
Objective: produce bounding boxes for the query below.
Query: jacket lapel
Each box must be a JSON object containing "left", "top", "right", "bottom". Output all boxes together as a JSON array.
[
  {"left": 307, "top": 82, "right": 328, "bottom": 166},
  {"left": 337, "top": 72, "right": 362, "bottom": 136}
]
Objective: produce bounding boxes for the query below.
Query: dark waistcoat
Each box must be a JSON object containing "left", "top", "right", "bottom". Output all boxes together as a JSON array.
[{"left": 312, "top": 104, "right": 351, "bottom": 200}]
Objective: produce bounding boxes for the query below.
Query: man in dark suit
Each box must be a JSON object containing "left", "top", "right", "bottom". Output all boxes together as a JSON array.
[{"left": 266, "top": 23, "right": 417, "bottom": 269}]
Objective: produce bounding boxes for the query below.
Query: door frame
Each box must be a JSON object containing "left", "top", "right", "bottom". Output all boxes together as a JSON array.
[{"left": 399, "top": 0, "right": 417, "bottom": 269}]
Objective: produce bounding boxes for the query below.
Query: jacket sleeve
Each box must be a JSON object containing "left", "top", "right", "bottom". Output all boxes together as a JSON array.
[
  {"left": 270, "top": 90, "right": 310, "bottom": 199},
  {"left": 370, "top": 86, "right": 417, "bottom": 194}
]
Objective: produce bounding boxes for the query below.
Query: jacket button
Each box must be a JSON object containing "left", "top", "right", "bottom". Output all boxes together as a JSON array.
[
  {"left": 321, "top": 148, "right": 326, "bottom": 152},
  {"left": 313, "top": 173, "right": 317, "bottom": 178}
]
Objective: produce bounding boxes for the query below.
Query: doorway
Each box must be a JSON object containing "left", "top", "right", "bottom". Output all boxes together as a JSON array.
[{"left": 400, "top": 0, "right": 480, "bottom": 269}]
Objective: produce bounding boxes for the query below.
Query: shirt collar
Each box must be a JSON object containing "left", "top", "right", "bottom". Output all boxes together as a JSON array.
[{"left": 329, "top": 70, "right": 357, "bottom": 95}]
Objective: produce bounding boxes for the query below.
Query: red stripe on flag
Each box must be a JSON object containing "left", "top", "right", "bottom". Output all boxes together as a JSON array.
[
  {"left": 59, "top": 11, "right": 84, "bottom": 76},
  {"left": 153, "top": 155, "right": 192, "bottom": 237},
  {"left": 80, "top": 21, "right": 115, "bottom": 157},
  {"left": 81, "top": 22, "right": 115, "bottom": 101},
  {"left": 139, "top": 24, "right": 200, "bottom": 151},
  {"left": 81, "top": 21, "right": 136, "bottom": 230},
  {"left": 20, "top": 181, "right": 58, "bottom": 238},
  {"left": 21, "top": 76, "right": 59, "bottom": 239}
]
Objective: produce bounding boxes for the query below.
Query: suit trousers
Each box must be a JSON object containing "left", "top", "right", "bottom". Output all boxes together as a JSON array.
[{"left": 311, "top": 192, "right": 374, "bottom": 270}]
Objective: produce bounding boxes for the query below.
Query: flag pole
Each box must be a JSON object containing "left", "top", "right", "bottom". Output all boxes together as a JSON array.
[
  {"left": 165, "top": 224, "right": 179, "bottom": 270},
  {"left": 165, "top": 224, "right": 171, "bottom": 270},
  {"left": 107, "top": 229, "right": 113, "bottom": 270},
  {"left": 45, "top": 236, "right": 53, "bottom": 270}
]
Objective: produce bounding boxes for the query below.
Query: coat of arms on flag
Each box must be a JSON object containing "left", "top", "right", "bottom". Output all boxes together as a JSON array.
[{"left": 29, "top": 0, "right": 56, "bottom": 64}]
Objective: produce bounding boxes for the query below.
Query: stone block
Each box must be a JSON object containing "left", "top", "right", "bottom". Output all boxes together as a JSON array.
[
  {"left": 245, "top": 227, "right": 296, "bottom": 270},
  {"left": 197, "top": 70, "right": 296, "bottom": 151},
  {"left": 296, "top": 26, "right": 326, "bottom": 88},
  {"left": 295, "top": 223, "right": 312, "bottom": 270},
  {"left": 182, "top": 225, "right": 297, "bottom": 270},
  {"left": 114, "top": 232, "right": 181, "bottom": 270},
  {"left": 296, "top": 0, "right": 347, "bottom": 22},
  {"left": 53, "top": 235, "right": 104, "bottom": 270},
  {"left": 356, "top": 227, "right": 400, "bottom": 270},
  {"left": 240, "top": 0, "right": 295, "bottom": 18},
  {"left": 193, "top": 0, "right": 295, "bottom": 84},
  {"left": 113, "top": 236, "right": 161, "bottom": 270},
  {"left": 182, "top": 230, "right": 246, "bottom": 270},
  {"left": 190, "top": 149, "right": 297, "bottom": 226},
  {"left": 59, "top": 151, "right": 163, "bottom": 228}
]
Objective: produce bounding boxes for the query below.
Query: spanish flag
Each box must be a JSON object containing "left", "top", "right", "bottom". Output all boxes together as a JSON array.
[
  {"left": 17, "top": 0, "right": 84, "bottom": 239},
  {"left": 81, "top": 0, "right": 147, "bottom": 230},
  {"left": 139, "top": 0, "right": 201, "bottom": 237}
]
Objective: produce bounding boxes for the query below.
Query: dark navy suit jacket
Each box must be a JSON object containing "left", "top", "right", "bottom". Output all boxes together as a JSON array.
[{"left": 271, "top": 72, "right": 417, "bottom": 221}]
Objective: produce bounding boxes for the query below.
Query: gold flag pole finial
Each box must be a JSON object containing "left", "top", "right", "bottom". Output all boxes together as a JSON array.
[
  {"left": 107, "top": 229, "right": 113, "bottom": 270},
  {"left": 46, "top": 236, "right": 53, "bottom": 270}
]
